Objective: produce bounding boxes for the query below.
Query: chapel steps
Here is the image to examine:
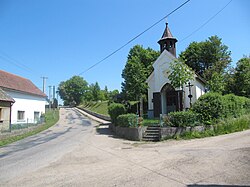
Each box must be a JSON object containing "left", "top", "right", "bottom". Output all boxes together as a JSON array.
[{"left": 142, "top": 125, "right": 161, "bottom": 142}]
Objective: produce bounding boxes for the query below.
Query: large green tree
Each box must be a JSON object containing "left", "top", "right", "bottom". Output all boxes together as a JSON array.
[
  {"left": 84, "top": 82, "right": 105, "bottom": 102},
  {"left": 179, "top": 35, "right": 232, "bottom": 82},
  {"left": 233, "top": 56, "right": 250, "bottom": 97},
  {"left": 121, "top": 45, "right": 160, "bottom": 101},
  {"left": 58, "top": 76, "right": 88, "bottom": 105}
]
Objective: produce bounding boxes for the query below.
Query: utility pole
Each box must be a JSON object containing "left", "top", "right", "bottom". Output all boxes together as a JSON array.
[
  {"left": 41, "top": 77, "right": 48, "bottom": 93},
  {"left": 56, "top": 90, "right": 59, "bottom": 109},
  {"left": 53, "top": 86, "right": 55, "bottom": 100},
  {"left": 49, "top": 86, "right": 52, "bottom": 109}
]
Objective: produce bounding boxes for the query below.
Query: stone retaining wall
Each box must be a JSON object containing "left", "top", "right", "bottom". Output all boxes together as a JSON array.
[
  {"left": 76, "top": 107, "right": 111, "bottom": 122},
  {"left": 160, "top": 125, "right": 214, "bottom": 139},
  {"left": 109, "top": 123, "right": 147, "bottom": 141}
]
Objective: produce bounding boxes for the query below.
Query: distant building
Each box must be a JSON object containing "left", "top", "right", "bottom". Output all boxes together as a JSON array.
[
  {"left": 146, "top": 23, "right": 206, "bottom": 118},
  {"left": 0, "top": 70, "right": 47, "bottom": 130}
]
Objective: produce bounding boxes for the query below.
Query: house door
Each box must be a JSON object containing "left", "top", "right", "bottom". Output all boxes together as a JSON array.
[{"left": 153, "top": 92, "right": 161, "bottom": 118}]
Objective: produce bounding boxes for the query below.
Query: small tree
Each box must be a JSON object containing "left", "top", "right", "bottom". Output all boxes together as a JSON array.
[
  {"left": 168, "top": 60, "right": 194, "bottom": 89},
  {"left": 168, "top": 60, "right": 194, "bottom": 109}
]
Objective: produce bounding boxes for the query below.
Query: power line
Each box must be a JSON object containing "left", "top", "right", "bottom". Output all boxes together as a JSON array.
[
  {"left": 179, "top": 0, "right": 233, "bottom": 42},
  {"left": 0, "top": 50, "right": 34, "bottom": 73},
  {"left": 78, "top": 0, "right": 191, "bottom": 75}
]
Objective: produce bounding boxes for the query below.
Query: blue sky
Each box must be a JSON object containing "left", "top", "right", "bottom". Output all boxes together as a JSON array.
[{"left": 0, "top": 0, "right": 249, "bottom": 102}]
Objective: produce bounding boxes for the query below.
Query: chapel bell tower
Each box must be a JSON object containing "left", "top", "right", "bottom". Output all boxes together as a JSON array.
[{"left": 158, "top": 23, "right": 177, "bottom": 57}]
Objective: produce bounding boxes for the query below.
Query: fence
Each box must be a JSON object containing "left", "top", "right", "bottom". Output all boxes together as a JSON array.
[{"left": 0, "top": 117, "right": 44, "bottom": 133}]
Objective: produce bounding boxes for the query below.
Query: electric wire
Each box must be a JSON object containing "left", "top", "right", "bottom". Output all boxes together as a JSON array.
[
  {"left": 78, "top": 0, "right": 191, "bottom": 75},
  {"left": 0, "top": 50, "right": 34, "bottom": 73},
  {"left": 179, "top": 0, "right": 233, "bottom": 42}
]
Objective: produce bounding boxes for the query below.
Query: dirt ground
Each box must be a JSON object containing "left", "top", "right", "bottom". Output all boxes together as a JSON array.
[{"left": 0, "top": 108, "right": 249, "bottom": 187}]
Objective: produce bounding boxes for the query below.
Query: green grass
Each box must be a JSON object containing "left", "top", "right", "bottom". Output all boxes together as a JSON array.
[
  {"left": 79, "top": 101, "right": 109, "bottom": 116},
  {"left": 0, "top": 109, "right": 59, "bottom": 147},
  {"left": 175, "top": 114, "right": 250, "bottom": 140},
  {"left": 142, "top": 118, "right": 160, "bottom": 126}
]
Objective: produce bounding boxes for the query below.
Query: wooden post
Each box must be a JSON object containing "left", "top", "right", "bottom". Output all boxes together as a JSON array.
[
  {"left": 139, "top": 97, "right": 143, "bottom": 118},
  {"left": 9, "top": 103, "right": 12, "bottom": 132}
]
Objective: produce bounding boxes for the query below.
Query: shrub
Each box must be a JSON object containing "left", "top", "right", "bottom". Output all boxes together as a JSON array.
[
  {"left": 108, "top": 103, "right": 126, "bottom": 125},
  {"left": 244, "top": 97, "right": 250, "bottom": 113},
  {"left": 167, "top": 110, "right": 198, "bottom": 127},
  {"left": 116, "top": 113, "right": 138, "bottom": 127},
  {"left": 223, "top": 94, "right": 242, "bottom": 118},
  {"left": 214, "top": 114, "right": 250, "bottom": 135},
  {"left": 192, "top": 92, "right": 224, "bottom": 124}
]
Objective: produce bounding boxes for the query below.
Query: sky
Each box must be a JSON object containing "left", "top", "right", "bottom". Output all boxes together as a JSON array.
[{"left": 0, "top": 0, "right": 249, "bottom": 103}]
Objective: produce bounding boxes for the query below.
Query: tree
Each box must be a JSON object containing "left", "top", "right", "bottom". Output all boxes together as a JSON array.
[
  {"left": 233, "top": 56, "right": 250, "bottom": 97},
  {"left": 168, "top": 60, "right": 194, "bottom": 89},
  {"left": 179, "top": 35, "right": 232, "bottom": 82},
  {"left": 103, "top": 86, "right": 109, "bottom": 100},
  {"left": 121, "top": 45, "right": 160, "bottom": 100},
  {"left": 109, "top": 89, "right": 120, "bottom": 103},
  {"left": 92, "top": 82, "right": 101, "bottom": 101},
  {"left": 84, "top": 82, "right": 105, "bottom": 102},
  {"left": 168, "top": 60, "right": 194, "bottom": 109},
  {"left": 207, "top": 72, "right": 225, "bottom": 94},
  {"left": 224, "top": 67, "right": 236, "bottom": 95},
  {"left": 58, "top": 76, "right": 88, "bottom": 106},
  {"left": 121, "top": 45, "right": 159, "bottom": 116}
]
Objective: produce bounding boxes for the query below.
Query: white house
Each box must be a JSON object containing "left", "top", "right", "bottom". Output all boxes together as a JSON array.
[
  {"left": 146, "top": 23, "right": 206, "bottom": 118},
  {"left": 0, "top": 70, "right": 47, "bottom": 126}
]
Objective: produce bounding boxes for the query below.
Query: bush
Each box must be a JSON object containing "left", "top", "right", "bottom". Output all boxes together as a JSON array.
[
  {"left": 108, "top": 103, "right": 126, "bottom": 125},
  {"left": 167, "top": 110, "right": 198, "bottom": 127},
  {"left": 222, "top": 94, "right": 245, "bottom": 118},
  {"left": 192, "top": 92, "right": 224, "bottom": 124},
  {"left": 116, "top": 113, "right": 138, "bottom": 127},
  {"left": 244, "top": 97, "right": 250, "bottom": 113}
]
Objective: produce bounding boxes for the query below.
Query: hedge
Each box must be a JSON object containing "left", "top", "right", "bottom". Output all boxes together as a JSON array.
[
  {"left": 108, "top": 103, "right": 126, "bottom": 125},
  {"left": 192, "top": 92, "right": 224, "bottom": 124},
  {"left": 192, "top": 92, "right": 250, "bottom": 124},
  {"left": 116, "top": 113, "right": 138, "bottom": 127},
  {"left": 167, "top": 110, "right": 198, "bottom": 127}
]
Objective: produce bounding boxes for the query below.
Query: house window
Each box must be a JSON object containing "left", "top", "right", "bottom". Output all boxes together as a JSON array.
[
  {"left": 18, "top": 111, "right": 25, "bottom": 120},
  {"left": 34, "top": 112, "right": 40, "bottom": 123}
]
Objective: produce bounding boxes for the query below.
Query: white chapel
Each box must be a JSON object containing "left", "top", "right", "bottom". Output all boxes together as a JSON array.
[{"left": 146, "top": 23, "right": 206, "bottom": 118}]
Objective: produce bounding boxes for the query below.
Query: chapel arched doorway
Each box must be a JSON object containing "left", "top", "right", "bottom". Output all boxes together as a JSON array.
[{"left": 161, "top": 83, "right": 183, "bottom": 115}]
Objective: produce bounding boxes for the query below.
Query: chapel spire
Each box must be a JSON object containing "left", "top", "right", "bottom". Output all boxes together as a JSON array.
[{"left": 158, "top": 22, "right": 178, "bottom": 57}]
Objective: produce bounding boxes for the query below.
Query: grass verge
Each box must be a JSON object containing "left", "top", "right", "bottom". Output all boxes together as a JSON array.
[
  {"left": 79, "top": 101, "right": 109, "bottom": 116},
  {"left": 0, "top": 109, "right": 59, "bottom": 147},
  {"left": 175, "top": 114, "right": 250, "bottom": 140}
]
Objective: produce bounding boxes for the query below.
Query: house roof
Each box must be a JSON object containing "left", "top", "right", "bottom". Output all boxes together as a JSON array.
[
  {"left": 0, "top": 87, "right": 15, "bottom": 103},
  {"left": 0, "top": 70, "right": 47, "bottom": 97}
]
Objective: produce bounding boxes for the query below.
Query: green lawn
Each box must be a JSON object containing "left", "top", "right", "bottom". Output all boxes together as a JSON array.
[
  {"left": 79, "top": 101, "right": 109, "bottom": 116},
  {"left": 0, "top": 109, "right": 59, "bottom": 147},
  {"left": 142, "top": 118, "right": 160, "bottom": 126}
]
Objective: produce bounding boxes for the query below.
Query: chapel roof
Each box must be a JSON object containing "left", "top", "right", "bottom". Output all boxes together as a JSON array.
[
  {"left": 0, "top": 70, "right": 47, "bottom": 98},
  {"left": 159, "top": 23, "right": 177, "bottom": 40}
]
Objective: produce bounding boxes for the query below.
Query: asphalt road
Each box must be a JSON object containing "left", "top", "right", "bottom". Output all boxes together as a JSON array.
[{"left": 0, "top": 108, "right": 249, "bottom": 187}]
